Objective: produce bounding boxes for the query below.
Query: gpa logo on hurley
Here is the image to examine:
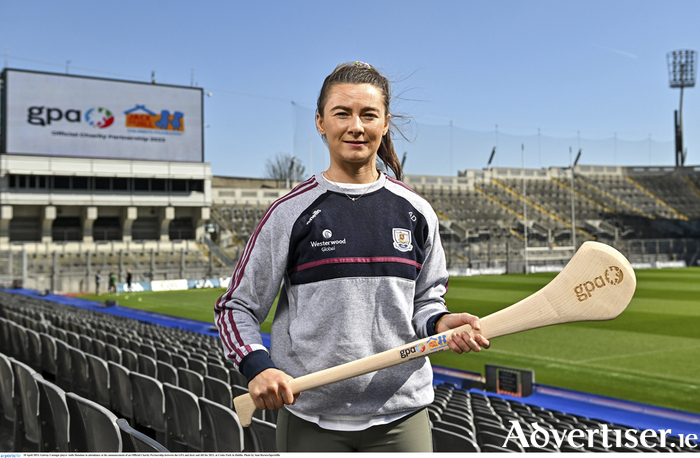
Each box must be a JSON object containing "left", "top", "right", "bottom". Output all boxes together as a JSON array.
[
  {"left": 392, "top": 228, "right": 413, "bottom": 252},
  {"left": 399, "top": 335, "right": 448, "bottom": 359},
  {"left": 574, "top": 266, "right": 624, "bottom": 302}
]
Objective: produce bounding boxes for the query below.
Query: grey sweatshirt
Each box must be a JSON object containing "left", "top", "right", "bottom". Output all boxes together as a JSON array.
[{"left": 215, "top": 173, "right": 450, "bottom": 418}]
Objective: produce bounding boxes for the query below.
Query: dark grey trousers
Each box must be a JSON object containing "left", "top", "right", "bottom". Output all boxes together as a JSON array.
[{"left": 276, "top": 407, "right": 433, "bottom": 452}]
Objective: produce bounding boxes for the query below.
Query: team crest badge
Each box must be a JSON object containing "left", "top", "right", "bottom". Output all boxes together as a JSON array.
[{"left": 392, "top": 228, "right": 413, "bottom": 252}]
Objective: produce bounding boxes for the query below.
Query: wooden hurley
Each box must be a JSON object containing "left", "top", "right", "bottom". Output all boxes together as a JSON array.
[{"left": 234, "top": 241, "right": 636, "bottom": 427}]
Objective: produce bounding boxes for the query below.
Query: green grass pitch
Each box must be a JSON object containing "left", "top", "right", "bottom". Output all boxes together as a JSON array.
[{"left": 80, "top": 266, "right": 700, "bottom": 414}]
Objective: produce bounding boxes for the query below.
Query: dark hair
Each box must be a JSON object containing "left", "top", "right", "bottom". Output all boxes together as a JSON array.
[{"left": 316, "top": 62, "right": 403, "bottom": 181}]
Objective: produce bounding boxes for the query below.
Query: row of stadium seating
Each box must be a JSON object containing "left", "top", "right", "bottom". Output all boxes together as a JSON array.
[
  {"left": 429, "top": 384, "right": 700, "bottom": 453},
  {"left": 0, "top": 291, "right": 276, "bottom": 452},
  {"left": 1, "top": 290, "right": 698, "bottom": 453}
]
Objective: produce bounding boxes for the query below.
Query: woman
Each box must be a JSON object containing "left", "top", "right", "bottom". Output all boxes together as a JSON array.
[{"left": 215, "top": 61, "right": 489, "bottom": 452}]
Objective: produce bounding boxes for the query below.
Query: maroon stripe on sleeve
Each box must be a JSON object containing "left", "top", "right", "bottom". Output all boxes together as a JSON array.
[{"left": 214, "top": 177, "right": 319, "bottom": 357}]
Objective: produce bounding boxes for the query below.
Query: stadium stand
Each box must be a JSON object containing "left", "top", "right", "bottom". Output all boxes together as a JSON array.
[
  {"left": 207, "top": 165, "right": 700, "bottom": 277},
  {"left": 2, "top": 163, "right": 698, "bottom": 292},
  {"left": 0, "top": 289, "right": 698, "bottom": 452}
]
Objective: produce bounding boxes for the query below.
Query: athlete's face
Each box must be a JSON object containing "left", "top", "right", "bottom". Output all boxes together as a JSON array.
[{"left": 316, "top": 83, "right": 390, "bottom": 170}]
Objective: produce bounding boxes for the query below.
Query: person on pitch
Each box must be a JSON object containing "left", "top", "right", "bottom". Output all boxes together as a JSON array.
[{"left": 215, "top": 61, "right": 490, "bottom": 452}]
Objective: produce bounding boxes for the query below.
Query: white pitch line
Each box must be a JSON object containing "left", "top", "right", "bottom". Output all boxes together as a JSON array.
[
  {"left": 485, "top": 347, "right": 700, "bottom": 385},
  {"left": 579, "top": 343, "right": 700, "bottom": 363}
]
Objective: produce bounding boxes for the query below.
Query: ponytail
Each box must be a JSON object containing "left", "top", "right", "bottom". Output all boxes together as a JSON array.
[{"left": 378, "top": 132, "right": 402, "bottom": 182}]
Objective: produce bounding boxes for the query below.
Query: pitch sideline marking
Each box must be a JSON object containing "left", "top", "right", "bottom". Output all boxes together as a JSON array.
[{"left": 484, "top": 346, "right": 700, "bottom": 385}]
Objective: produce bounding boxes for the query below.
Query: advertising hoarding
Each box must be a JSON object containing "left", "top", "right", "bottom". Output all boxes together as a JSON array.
[{"left": 1, "top": 69, "right": 203, "bottom": 162}]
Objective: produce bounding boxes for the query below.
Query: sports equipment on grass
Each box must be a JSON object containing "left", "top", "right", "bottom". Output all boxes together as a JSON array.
[{"left": 234, "top": 241, "right": 636, "bottom": 426}]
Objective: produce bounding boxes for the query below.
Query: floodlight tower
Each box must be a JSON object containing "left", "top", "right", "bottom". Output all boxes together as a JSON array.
[{"left": 667, "top": 50, "right": 696, "bottom": 167}]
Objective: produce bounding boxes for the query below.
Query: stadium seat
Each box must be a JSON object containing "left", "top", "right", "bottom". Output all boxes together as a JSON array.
[
  {"left": 477, "top": 430, "right": 524, "bottom": 453},
  {"left": 140, "top": 343, "right": 157, "bottom": 359},
  {"left": 199, "top": 397, "right": 245, "bottom": 452},
  {"left": 91, "top": 339, "right": 107, "bottom": 360},
  {"left": 207, "top": 362, "right": 230, "bottom": 383},
  {"left": 441, "top": 411, "right": 474, "bottom": 431},
  {"left": 0, "top": 352, "right": 16, "bottom": 440},
  {"left": 25, "top": 328, "right": 42, "bottom": 373},
  {"left": 10, "top": 358, "right": 41, "bottom": 451},
  {"left": 163, "top": 382, "right": 202, "bottom": 451},
  {"left": 117, "top": 418, "right": 169, "bottom": 452},
  {"left": 559, "top": 444, "right": 588, "bottom": 452},
  {"left": 229, "top": 368, "right": 247, "bottom": 386},
  {"left": 120, "top": 348, "right": 139, "bottom": 372},
  {"left": 129, "top": 372, "right": 166, "bottom": 443},
  {"left": 0, "top": 319, "right": 11, "bottom": 355},
  {"left": 104, "top": 343, "right": 122, "bottom": 365},
  {"left": 38, "top": 333, "right": 57, "bottom": 380},
  {"left": 54, "top": 339, "right": 73, "bottom": 392},
  {"left": 177, "top": 367, "right": 205, "bottom": 397},
  {"left": 480, "top": 443, "right": 519, "bottom": 452},
  {"left": 9, "top": 322, "right": 28, "bottom": 362},
  {"left": 247, "top": 417, "right": 277, "bottom": 452},
  {"left": 433, "top": 419, "right": 474, "bottom": 439},
  {"left": 65, "top": 392, "right": 122, "bottom": 452},
  {"left": 432, "top": 427, "right": 480, "bottom": 452},
  {"left": 156, "top": 361, "right": 179, "bottom": 386},
  {"left": 79, "top": 335, "right": 93, "bottom": 354},
  {"left": 33, "top": 374, "right": 70, "bottom": 452},
  {"left": 475, "top": 420, "right": 509, "bottom": 435},
  {"left": 64, "top": 331, "right": 81, "bottom": 349},
  {"left": 155, "top": 347, "right": 172, "bottom": 364},
  {"left": 171, "top": 352, "right": 188, "bottom": 369},
  {"left": 85, "top": 354, "right": 111, "bottom": 408},
  {"left": 68, "top": 346, "right": 90, "bottom": 398},
  {"left": 188, "top": 357, "right": 208, "bottom": 377},
  {"left": 107, "top": 362, "right": 133, "bottom": 421},
  {"left": 427, "top": 409, "right": 441, "bottom": 424},
  {"left": 203, "top": 375, "right": 232, "bottom": 408},
  {"left": 137, "top": 354, "right": 158, "bottom": 378}
]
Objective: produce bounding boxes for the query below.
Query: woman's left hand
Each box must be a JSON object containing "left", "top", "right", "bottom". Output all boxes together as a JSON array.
[{"left": 435, "top": 313, "right": 491, "bottom": 354}]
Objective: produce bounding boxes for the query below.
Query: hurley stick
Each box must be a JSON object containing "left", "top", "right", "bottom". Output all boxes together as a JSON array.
[{"left": 234, "top": 241, "right": 636, "bottom": 427}]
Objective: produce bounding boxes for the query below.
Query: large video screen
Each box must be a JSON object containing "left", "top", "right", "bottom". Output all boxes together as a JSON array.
[{"left": 1, "top": 69, "right": 203, "bottom": 162}]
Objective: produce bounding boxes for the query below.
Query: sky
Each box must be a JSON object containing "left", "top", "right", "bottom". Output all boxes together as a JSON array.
[{"left": 1, "top": 0, "right": 699, "bottom": 178}]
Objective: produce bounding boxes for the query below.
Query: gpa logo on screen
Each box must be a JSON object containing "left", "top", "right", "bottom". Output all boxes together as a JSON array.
[
  {"left": 26, "top": 106, "right": 114, "bottom": 129},
  {"left": 85, "top": 107, "right": 115, "bottom": 128}
]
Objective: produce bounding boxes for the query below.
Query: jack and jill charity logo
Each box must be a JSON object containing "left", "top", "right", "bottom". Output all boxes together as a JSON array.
[
  {"left": 85, "top": 107, "right": 115, "bottom": 128},
  {"left": 124, "top": 105, "right": 185, "bottom": 132}
]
